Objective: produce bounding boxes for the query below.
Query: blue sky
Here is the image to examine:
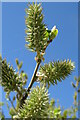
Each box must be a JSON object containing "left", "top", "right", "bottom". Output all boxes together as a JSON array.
[{"left": 2, "top": 2, "right": 78, "bottom": 118}]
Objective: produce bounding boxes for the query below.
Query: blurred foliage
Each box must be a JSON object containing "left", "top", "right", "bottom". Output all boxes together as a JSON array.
[
  {"left": 0, "top": 56, "right": 27, "bottom": 98},
  {"left": 0, "top": 55, "right": 28, "bottom": 115},
  {"left": 0, "top": 102, "right": 5, "bottom": 119}
]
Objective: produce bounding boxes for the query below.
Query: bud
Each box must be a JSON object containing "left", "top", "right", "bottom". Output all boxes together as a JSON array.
[
  {"left": 41, "top": 52, "right": 45, "bottom": 56},
  {"left": 73, "top": 91, "right": 77, "bottom": 101},
  {"left": 76, "top": 80, "right": 79, "bottom": 87},
  {"left": 72, "top": 82, "right": 76, "bottom": 88},
  {"left": 13, "top": 96, "right": 15, "bottom": 101},
  {"left": 51, "top": 25, "right": 56, "bottom": 31},
  {"left": 35, "top": 56, "right": 39, "bottom": 62},
  {"left": 23, "top": 80, "right": 27, "bottom": 85},
  {"left": 15, "top": 58, "right": 19, "bottom": 66},
  {"left": 18, "top": 62, "right": 23, "bottom": 70},
  {"left": 50, "top": 99, "right": 55, "bottom": 106},
  {"left": 22, "top": 73, "right": 25, "bottom": 77},
  {"left": 50, "top": 25, "right": 58, "bottom": 40}
]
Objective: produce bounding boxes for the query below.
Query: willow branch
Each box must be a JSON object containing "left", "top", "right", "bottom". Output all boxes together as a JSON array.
[
  {"left": 20, "top": 39, "right": 52, "bottom": 107},
  {"left": 27, "top": 60, "right": 41, "bottom": 91},
  {"left": 20, "top": 59, "right": 41, "bottom": 106}
]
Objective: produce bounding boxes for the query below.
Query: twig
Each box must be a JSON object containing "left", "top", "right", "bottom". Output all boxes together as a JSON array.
[
  {"left": 20, "top": 59, "right": 41, "bottom": 106},
  {"left": 8, "top": 96, "right": 15, "bottom": 110},
  {"left": 20, "top": 39, "right": 53, "bottom": 107},
  {"left": 44, "top": 39, "right": 52, "bottom": 51}
]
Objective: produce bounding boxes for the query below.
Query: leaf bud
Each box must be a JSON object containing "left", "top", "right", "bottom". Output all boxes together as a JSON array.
[{"left": 50, "top": 25, "right": 58, "bottom": 40}]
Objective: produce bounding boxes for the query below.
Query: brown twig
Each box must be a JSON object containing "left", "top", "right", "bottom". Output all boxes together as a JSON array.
[{"left": 44, "top": 39, "right": 52, "bottom": 51}]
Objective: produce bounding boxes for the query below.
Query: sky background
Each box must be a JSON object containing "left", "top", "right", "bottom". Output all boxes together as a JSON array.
[{"left": 2, "top": 2, "right": 78, "bottom": 118}]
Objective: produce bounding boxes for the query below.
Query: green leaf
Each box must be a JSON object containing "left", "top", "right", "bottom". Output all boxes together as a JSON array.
[{"left": 50, "top": 26, "right": 58, "bottom": 40}]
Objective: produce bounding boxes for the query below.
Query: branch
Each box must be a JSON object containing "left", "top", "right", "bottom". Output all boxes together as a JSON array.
[
  {"left": 20, "top": 59, "right": 41, "bottom": 106},
  {"left": 20, "top": 39, "right": 53, "bottom": 107},
  {"left": 8, "top": 96, "right": 15, "bottom": 110}
]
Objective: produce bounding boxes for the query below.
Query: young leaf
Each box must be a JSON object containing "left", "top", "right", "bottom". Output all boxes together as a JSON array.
[{"left": 49, "top": 26, "right": 58, "bottom": 40}]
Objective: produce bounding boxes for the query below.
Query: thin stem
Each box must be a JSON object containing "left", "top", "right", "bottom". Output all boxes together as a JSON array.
[
  {"left": 28, "top": 60, "right": 41, "bottom": 91},
  {"left": 8, "top": 96, "right": 15, "bottom": 110},
  {"left": 20, "top": 59, "right": 41, "bottom": 106},
  {"left": 44, "top": 39, "right": 52, "bottom": 51}
]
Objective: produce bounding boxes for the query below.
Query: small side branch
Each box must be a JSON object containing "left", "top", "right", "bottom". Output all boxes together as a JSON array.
[
  {"left": 44, "top": 39, "right": 52, "bottom": 51},
  {"left": 8, "top": 96, "right": 15, "bottom": 110}
]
